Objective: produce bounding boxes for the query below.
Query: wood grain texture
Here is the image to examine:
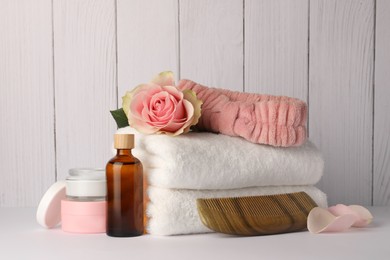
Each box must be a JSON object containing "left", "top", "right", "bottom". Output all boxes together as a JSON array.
[
  {"left": 197, "top": 192, "right": 317, "bottom": 236},
  {"left": 374, "top": 0, "right": 390, "bottom": 206},
  {"left": 53, "top": 0, "right": 117, "bottom": 180},
  {"left": 117, "top": 0, "right": 179, "bottom": 101},
  {"left": 245, "top": 0, "right": 308, "bottom": 101},
  {"left": 180, "top": 0, "right": 243, "bottom": 91},
  {"left": 0, "top": 0, "right": 55, "bottom": 206},
  {"left": 310, "top": 0, "right": 374, "bottom": 205}
]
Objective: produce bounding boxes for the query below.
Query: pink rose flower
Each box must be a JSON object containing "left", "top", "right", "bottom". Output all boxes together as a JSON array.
[{"left": 122, "top": 71, "right": 202, "bottom": 136}]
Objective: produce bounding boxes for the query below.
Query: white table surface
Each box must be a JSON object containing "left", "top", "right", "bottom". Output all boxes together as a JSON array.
[{"left": 0, "top": 207, "right": 389, "bottom": 260}]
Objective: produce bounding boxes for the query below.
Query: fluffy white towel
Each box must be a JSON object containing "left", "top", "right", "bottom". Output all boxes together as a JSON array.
[
  {"left": 116, "top": 127, "right": 324, "bottom": 190},
  {"left": 147, "top": 185, "right": 327, "bottom": 236}
]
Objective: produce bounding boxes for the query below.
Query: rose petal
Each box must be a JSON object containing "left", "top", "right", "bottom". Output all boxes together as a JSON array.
[
  {"left": 182, "top": 89, "right": 202, "bottom": 130},
  {"left": 161, "top": 101, "right": 194, "bottom": 136},
  {"left": 150, "top": 91, "right": 169, "bottom": 114},
  {"left": 128, "top": 113, "right": 158, "bottom": 135},
  {"left": 141, "top": 84, "right": 163, "bottom": 105},
  {"left": 349, "top": 205, "right": 373, "bottom": 227},
  {"left": 159, "top": 102, "right": 187, "bottom": 133},
  {"left": 160, "top": 119, "right": 186, "bottom": 132},
  {"left": 149, "top": 92, "right": 176, "bottom": 121},
  {"left": 122, "top": 84, "right": 148, "bottom": 117},
  {"left": 328, "top": 204, "right": 360, "bottom": 223},
  {"left": 161, "top": 95, "right": 176, "bottom": 115},
  {"left": 329, "top": 204, "right": 373, "bottom": 227},
  {"left": 151, "top": 71, "right": 175, "bottom": 87},
  {"left": 307, "top": 207, "right": 356, "bottom": 234},
  {"left": 162, "top": 85, "right": 183, "bottom": 101},
  {"left": 177, "top": 99, "right": 195, "bottom": 134},
  {"left": 173, "top": 100, "right": 186, "bottom": 119},
  {"left": 149, "top": 113, "right": 172, "bottom": 124},
  {"left": 125, "top": 83, "right": 161, "bottom": 116},
  {"left": 142, "top": 105, "right": 172, "bottom": 126},
  {"left": 128, "top": 84, "right": 162, "bottom": 118}
]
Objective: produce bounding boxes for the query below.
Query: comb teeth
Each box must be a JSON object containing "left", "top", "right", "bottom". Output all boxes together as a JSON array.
[{"left": 196, "top": 192, "right": 317, "bottom": 236}]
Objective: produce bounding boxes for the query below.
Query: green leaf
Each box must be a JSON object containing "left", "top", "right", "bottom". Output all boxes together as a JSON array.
[{"left": 110, "top": 108, "right": 129, "bottom": 128}]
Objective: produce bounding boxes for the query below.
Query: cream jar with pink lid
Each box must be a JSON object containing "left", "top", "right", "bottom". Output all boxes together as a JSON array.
[{"left": 36, "top": 168, "right": 106, "bottom": 234}]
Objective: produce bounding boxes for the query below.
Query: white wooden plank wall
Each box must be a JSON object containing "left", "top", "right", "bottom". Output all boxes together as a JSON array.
[
  {"left": 309, "top": 0, "right": 374, "bottom": 205},
  {"left": 1, "top": 0, "right": 389, "bottom": 207},
  {"left": 117, "top": 0, "right": 179, "bottom": 97},
  {"left": 374, "top": 0, "right": 390, "bottom": 205},
  {"left": 245, "top": 0, "right": 308, "bottom": 101},
  {"left": 53, "top": 0, "right": 117, "bottom": 181},
  {"left": 180, "top": 0, "right": 243, "bottom": 91},
  {"left": 0, "top": 0, "right": 55, "bottom": 206}
]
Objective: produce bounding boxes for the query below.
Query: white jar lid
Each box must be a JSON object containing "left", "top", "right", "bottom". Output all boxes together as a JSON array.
[
  {"left": 36, "top": 181, "right": 66, "bottom": 228},
  {"left": 66, "top": 168, "right": 106, "bottom": 197}
]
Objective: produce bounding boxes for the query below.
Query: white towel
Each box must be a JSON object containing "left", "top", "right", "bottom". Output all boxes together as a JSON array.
[
  {"left": 147, "top": 185, "right": 327, "bottom": 236},
  {"left": 116, "top": 127, "right": 324, "bottom": 189}
]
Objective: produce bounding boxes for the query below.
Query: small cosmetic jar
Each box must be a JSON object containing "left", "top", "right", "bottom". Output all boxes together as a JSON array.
[
  {"left": 36, "top": 168, "right": 107, "bottom": 234},
  {"left": 61, "top": 168, "right": 106, "bottom": 233}
]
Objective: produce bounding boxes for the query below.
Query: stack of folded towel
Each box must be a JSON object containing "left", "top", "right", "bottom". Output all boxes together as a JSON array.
[
  {"left": 115, "top": 78, "right": 327, "bottom": 235},
  {"left": 116, "top": 127, "right": 327, "bottom": 235}
]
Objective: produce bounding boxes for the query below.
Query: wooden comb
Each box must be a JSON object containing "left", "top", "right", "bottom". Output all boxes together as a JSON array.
[{"left": 196, "top": 192, "right": 317, "bottom": 236}]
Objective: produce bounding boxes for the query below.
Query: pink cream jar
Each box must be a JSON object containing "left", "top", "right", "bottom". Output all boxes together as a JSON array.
[
  {"left": 61, "top": 168, "right": 106, "bottom": 233},
  {"left": 36, "top": 168, "right": 107, "bottom": 234}
]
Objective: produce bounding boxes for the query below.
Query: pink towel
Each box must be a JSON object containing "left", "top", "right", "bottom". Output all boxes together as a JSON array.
[{"left": 178, "top": 79, "right": 307, "bottom": 147}]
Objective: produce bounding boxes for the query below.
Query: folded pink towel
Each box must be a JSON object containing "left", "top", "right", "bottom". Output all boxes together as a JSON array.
[{"left": 178, "top": 79, "right": 307, "bottom": 147}]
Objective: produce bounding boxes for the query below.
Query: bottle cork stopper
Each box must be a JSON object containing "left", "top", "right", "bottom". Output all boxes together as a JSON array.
[{"left": 114, "top": 134, "right": 134, "bottom": 149}]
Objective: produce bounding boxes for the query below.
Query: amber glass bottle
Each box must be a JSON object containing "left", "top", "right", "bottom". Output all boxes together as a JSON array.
[{"left": 106, "top": 134, "right": 143, "bottom": 237}]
